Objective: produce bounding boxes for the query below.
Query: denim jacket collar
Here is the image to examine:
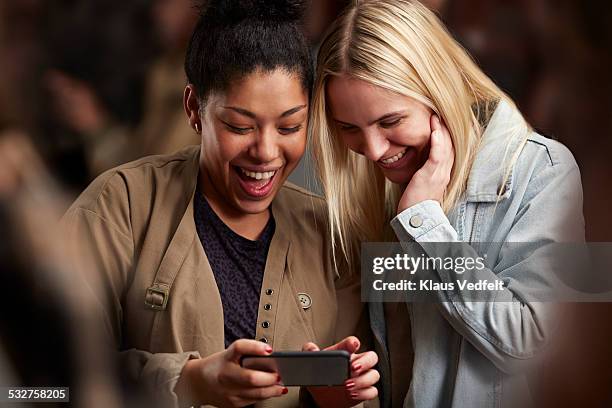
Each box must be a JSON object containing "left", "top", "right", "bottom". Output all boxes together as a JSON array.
[{"left": 465, "top": 100, "right": 527, "bottom": 203}]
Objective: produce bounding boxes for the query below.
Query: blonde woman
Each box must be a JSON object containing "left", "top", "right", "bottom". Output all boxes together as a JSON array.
[{"left": 311, "top": 0, "right": 585, "bottom": 407}]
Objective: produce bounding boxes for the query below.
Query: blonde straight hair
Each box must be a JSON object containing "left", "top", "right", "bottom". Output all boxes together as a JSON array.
[{"left": 311, "top": 0, "right": 530, "bottom": 270}]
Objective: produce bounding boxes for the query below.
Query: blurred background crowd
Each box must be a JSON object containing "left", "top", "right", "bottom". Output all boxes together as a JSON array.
[
  {"left": 1, "top": 0, "right": 611, "bottom": 239},
  {"left": 1, "top": 0, "right": 611, "bottom": 407}
]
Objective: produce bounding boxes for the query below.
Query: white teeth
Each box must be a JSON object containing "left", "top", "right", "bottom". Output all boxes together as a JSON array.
[
  {"left": 381, "top": 148, "right": 407, "bottom": 164},
  {"left": 240, "top": 168, "right": 277, "bottom": 180}
]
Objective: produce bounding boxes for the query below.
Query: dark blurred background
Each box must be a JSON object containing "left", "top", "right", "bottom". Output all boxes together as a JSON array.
[
  {"left": 1, "top": 0, "right": 610, "bottom": 240},
  {"left": 0, "top": 1, "right": 611, "bottom": 406}
]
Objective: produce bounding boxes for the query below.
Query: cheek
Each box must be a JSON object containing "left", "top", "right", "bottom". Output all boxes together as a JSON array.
[
  {"left": 203, "top": 128, "right": 247, "bottom": 164},
  {"left": 283, "top": 133, "right": 307, "bottom": 167},
  {"left": 339, "top": 132, "right": 362, "bottom": 152},
  {"left": 392, "top": 123, "right": 431, "bottom": 151}
]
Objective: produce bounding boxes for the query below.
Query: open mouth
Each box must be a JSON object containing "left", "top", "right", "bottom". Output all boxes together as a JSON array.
[
  {"left": 233, "top": 166, "right": 280, "bottom": 198},
  {"left": 378, "top": 147, "right": 414, "bottom": 169}
]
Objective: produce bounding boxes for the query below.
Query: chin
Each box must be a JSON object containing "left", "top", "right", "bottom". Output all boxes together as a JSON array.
[
  {"left": 382, "top": 169, "right": 414, "bottom": 184},
  {"left": 235, "top": 197, "right": 274, "bottom": 215}
]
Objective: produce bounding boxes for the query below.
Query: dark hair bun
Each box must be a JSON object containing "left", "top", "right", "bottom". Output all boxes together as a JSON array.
[{"left": 202, "top": 0, "right": 307, "bottom": 24}]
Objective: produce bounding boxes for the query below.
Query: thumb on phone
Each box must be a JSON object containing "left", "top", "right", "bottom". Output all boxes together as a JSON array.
[{"left": 227, "top": 339, "right": 273, "bottom": 362}]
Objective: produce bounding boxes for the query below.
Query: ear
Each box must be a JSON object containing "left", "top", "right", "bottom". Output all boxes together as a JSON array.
[{"left": 183, "top": 84, "right": 201, "bottom": 132}]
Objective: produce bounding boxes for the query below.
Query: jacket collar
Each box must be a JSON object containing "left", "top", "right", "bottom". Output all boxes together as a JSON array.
[
  {"left": 465, "top": 100, "right": 528, "bottom": 203},
  {"left": 176, "top": 146, "right": 293, "bottom": 246},
  {"left": 149, "top": 146, "right": 294, "bottom": 310}
]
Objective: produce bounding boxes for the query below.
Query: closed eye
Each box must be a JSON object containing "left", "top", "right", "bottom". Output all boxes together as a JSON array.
[
  {"left": 336, "top": 122, "right": 358, "bottom": 132},
  {"left": 221, "top": 120, "right": 254, "bottom": 135},
  {"left": 379, "top": 117, "right": 404, "bottom": 128},
  {"left": 279, "top": 124, "right": 303, "bottom": 135}
]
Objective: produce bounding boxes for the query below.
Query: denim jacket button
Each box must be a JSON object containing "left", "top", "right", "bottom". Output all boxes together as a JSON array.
[{"left": 409, "top": 215, "right": 423, "bottom": 228}]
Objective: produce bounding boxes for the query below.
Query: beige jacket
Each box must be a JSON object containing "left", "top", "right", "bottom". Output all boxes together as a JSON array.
[{"left": 63, "top": 146, "right": 365, "bottom": 407}]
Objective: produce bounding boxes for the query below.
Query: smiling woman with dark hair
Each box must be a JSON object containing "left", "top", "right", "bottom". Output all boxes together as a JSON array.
[{"left": 63, "top": 1, "right": 379, "bottom": 407}]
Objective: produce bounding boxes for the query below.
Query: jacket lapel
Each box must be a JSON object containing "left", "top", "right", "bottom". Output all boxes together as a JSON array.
[{"left": 148, "top": 148, "right": 225, "bottom": 354}]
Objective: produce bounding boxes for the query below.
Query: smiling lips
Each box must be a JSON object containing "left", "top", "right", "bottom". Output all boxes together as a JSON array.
[
  {"left": 240, "top": 168, "right": 277, "bottom": 180},
  {"left": 235, "top": 166, "right": 280, "bottom": 198},
  {"left": 380, "top": 147, "right": 408, "bottom": 164},
  {"left": 378, "top": 147, "right": 414, "bottom": 169}
]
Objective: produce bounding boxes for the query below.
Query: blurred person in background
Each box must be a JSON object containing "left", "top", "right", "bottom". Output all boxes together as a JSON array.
[
  {"left": 42, "top": 0, "right": 156, "bottom": 183},
  {"left": 0, "top": 132, "right": 129, "bottom": 408},
  {"left": 136, "top": 0, "right": 200, "bottom": 156},
  {"left": 0, "top": 1, "right": 45, "bottom": 135},
  {"left": 44, "top": 0, "right": 199, "bottom": 179}
]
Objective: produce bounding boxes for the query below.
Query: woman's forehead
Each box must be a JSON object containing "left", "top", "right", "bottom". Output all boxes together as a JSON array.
[{"left": 211, "top": 69, "right": 308, "bottom": 119}]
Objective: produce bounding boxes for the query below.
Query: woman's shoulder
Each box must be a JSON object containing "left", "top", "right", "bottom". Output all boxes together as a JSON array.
[
  {"left": 521, "top": 133, "right": 579, "bottom": 171},
  {"left": 65, "top": 145, "right": 199, "bottom": 223},
  {"left": 511, "top": 132, "right": 581, "bottom": 196},
  {"left": 510, "top": 133, "right": 582, "bottom": 213},
  {"left": 274, "top": 182, "right": 329, "bottom": 236}
]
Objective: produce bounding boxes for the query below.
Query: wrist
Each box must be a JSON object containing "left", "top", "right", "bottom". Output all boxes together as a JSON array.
[
  {"left": 175, "top": 358, "right": 200, "bottom": 407},
  {"left": 398, "top": 195, "right": 441, "bottom": 215}
]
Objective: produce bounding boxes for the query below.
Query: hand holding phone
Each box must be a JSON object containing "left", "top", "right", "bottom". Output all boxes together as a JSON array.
[
  {"left": 241, "top": 350, "right": 350, "bottom": 386},
  {"left": 174, "top": 339, "right": 287, "bottom": 407},
  {"left": 303, "top": 336, "right": 380, "bottom": 407}
]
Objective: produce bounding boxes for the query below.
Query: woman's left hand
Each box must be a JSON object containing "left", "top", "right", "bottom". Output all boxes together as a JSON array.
[
  {"left": 397, "top": 114, "right": 455, "bottom": 214},
  {"left": 302, "top": 336, "right": 379, "bottom": 407}
]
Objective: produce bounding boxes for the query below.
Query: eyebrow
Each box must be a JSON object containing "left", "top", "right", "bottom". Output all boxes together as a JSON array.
[
  {"left": 334, "top": 110, "right": 408, "bottom": 127},
  {"left": 223, "top": 105, "right": 307, "bottom": 119}
]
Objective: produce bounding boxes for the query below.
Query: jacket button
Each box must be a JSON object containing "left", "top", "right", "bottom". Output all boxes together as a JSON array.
[
  {"left": 265, "top": 289, "right": 274, "bottom": 295},
  {"left": 409, "top": 215, "right": 423, "bottom": 228},
  {"left": 264, "top": 303, "right": 272, "bottom": 310},
  {"left": 262, "top": 321, "right": 271, "bottom": 328},
  {"left": 259, "top": 337, "right": 268, "bottom": 343},
  {"left": 297, "top": 293, "right": 312, "bottom": 309}
]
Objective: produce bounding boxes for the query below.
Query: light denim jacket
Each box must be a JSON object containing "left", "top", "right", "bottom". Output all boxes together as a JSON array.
[{"left": 370, "top": 101, "right": 585, "bottom": 407}]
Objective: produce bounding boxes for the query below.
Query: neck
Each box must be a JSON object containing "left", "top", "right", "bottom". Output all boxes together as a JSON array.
[{"left": 199, "top": 168, "right": 270, "bottom": 241}]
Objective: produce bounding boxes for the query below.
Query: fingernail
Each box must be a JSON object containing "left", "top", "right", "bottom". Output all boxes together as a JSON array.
[
  {"left": 346, "top": 381, "right": 355, "bottom": 389},
  {"left": 265, "top": 346, "right": 273, "bottom": 353},
  {"left": 282, "top": 387, "right": 288, "bottom": 395},
  {"left": 350, "top": 392, "right": 358, "bottom": 398},
  {"left": 352, "top": 364, "right": 362, "bottom": 372}
]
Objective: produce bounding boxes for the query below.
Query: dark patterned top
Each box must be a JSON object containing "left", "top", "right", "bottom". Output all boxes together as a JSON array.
[{"left": 193, "top": 186, "right": 275, "bottom": 348}]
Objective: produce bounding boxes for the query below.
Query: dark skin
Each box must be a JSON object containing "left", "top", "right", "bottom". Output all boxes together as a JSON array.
[
  {"left": 184, "top": 69, "right": 307, "bottom": 240},
  {"left": 176, "top": 69, "right": 379, "bottom": 407}
]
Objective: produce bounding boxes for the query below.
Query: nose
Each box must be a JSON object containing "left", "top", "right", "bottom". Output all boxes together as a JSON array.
[
  {"left": 361, "top": 129, "right": 389, "bottom": 162},
  {"left": 249, "top": 127, "right": 279, "bottom": 163}
]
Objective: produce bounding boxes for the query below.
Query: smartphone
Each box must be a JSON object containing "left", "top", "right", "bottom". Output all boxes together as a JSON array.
[{"left": 240, "top": 350, "right": 350, "bottom": 386}]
